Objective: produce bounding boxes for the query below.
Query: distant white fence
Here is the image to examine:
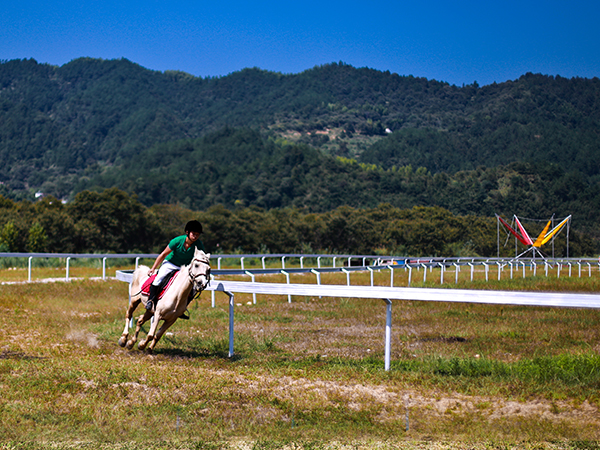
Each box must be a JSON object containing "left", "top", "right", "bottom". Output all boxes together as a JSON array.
[
  {"left": 3, "top": 252, "right": 600, "bottom": 284},
  {"left": 0, "top": 252, "right": 156, "bottom": 282}
]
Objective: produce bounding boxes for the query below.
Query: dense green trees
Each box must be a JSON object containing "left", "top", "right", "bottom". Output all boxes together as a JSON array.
[
  {"left": 0, "top": 189, "right": 163, "bottom": 253},
  {"left": 1, "top": 59, "right": 599, "bottom": 256},
  {"left": 0, "top": 190, "right": 590, "bottom": 257}
]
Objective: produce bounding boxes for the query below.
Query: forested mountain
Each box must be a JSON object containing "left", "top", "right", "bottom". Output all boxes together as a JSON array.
[{"left": 1, "top": 57, "right": 600, "bottom": 253}]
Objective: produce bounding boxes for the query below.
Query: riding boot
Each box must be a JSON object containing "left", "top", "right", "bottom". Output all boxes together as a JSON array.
[
  {"left": 179, "top": 289, "right": 196, "bottom": 320},
  {"left": 145, "top": 284, "right": 160, "bottom": 310}
]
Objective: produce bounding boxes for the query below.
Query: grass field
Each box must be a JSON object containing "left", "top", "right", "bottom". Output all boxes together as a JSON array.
[{"left": 1, "top": 265, "right": 600, "bottom": 449}]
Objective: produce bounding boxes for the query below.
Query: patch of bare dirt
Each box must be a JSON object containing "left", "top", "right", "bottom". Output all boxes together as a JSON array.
[{"left": 194, "top": 366, "right": 600, "bottom": 430}]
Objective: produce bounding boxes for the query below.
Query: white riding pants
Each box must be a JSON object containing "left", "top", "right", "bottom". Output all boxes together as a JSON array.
[{"left": 152, "top": 260, "right": 180, "bottom": 286}]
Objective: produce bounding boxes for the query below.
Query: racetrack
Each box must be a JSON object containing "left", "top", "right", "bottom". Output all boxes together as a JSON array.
[{"left": 1, "top": 273, "right": 600, "bottom": 447}]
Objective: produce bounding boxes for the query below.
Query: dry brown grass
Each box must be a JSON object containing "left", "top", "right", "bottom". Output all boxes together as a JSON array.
[{"left": 1, "top": 268, "right": 600, "bottom": 448}]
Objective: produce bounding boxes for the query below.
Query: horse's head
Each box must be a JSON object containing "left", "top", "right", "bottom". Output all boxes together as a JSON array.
[{"left": 188, "top": 248, "right": 211, "bottom": 291}]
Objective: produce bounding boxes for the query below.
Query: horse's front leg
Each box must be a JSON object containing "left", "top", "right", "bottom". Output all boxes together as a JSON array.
[
  {"left": 138, "top": 309, "right": 163, "bottom": 352},
  {"left": 147, "top": 318, "right": 178, "bottom": 354},
  {"left": 127, "top": 310, "right": 152, "bottom": 350},
  {"left": 119, "top": 296, "right": 142, "bottom": 347}
]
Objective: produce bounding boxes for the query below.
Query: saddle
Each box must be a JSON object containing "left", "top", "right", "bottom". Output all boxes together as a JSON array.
[{"left": 141, "top": 271, "right": 180, "bottom": 299}]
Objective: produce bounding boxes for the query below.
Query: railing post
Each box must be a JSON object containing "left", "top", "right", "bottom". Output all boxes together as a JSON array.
[
  {"left": 281, "top": 270, "right": 291, "bottom": 303},
  {"left": 367, "top": 266, "right": 374, "bottom": 286},
  {"left": 310, "top": 268, "right": 322, "bottom": 298},
  {"left": 317, "top": 256, "right": 322, "bottom": 268},
  {"left": 28, "top": 256, "right": 33, "bottom": 282},
  {"left": 383, "top": 299, "right": 392, "bottom": 372},
  {"left": 227, "top": 291, "right": 235, "bottom": 358},
  {"left": 389, "top": 265, "right": 394, "bottom": 287},
  {"left": 439, "top": 263, "right": 444, "bottom": 284},
  {"left": 102, "top": 257, "right": 107, "bottom": 280},
  {"left": 245, "top": 271, "right": 257, "bottom": 304},
  {"left": 454, "top": 263, "right": 459, "bottom": 284},
  {"left": 262, "top": 256, "right": 266, "bottom": 270},
  {"left": 468, "top": 263, "right": 474, "bottom": 282},
  {"left": 281, "top": 256, "right": 286, "bottom": 269},
  {"left": 240, "top": 257, "right": 245, "bottom": 271},
  {"left": 210, "top": 275, "right": 216, "bottom": 308},
  {"left": 333, "top": 257, "right": 336, "bottom": 268},
  {"left": 342, "top": 268, "right": 350, "bottom": 286},
  {"left": 66, "top": 257, "right": 71, "bottom": 281},
  {"left": 311, "top": 269, "right": 321, "bottom": 285},
  {"left": 421, "top": 264, "right": 427, "bottom": 283},
  {"left": 300, "top": 256, "right": 304, "bottom": 269},
  {"left": 408, "top": 266, "right": 412, "bottom": 287}
]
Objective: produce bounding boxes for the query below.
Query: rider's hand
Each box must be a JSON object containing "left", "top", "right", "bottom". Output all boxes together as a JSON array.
[{"left": 148, "top": 269, "right": 155, "bottom": 276}]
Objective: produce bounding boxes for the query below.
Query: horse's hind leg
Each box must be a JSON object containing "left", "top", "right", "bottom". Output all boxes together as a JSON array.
[
  {"left": 127, "top": 310, "right": 151, "bottom": 350},
  {"left": 119, "top": 295, "right": 142, "bottom": 347},
  {"left": 139, "top": 310, "right": 165, "bottom": 352}
]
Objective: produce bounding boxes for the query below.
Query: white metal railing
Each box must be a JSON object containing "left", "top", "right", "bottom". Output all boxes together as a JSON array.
[
  {"left": 0, "top": 252, "right": 157, "bottom": 282},
  {"left": 115, "top": 269, "right": 600, "bottom": 371},
  {"left": 3, "top": 253, "right": 600, "bottom": 286}
]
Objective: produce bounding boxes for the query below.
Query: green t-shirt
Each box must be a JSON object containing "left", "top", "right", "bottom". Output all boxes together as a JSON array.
[{"left": 165, "top": 235, "right": 205, "bottom": 267}]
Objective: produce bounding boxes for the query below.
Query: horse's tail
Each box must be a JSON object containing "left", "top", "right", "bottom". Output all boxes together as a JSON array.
[{"left": 130, "top": 265, "right": 151, "bottom": 298}]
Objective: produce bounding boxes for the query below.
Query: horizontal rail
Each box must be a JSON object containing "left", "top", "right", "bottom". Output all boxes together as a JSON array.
[
  {"left": 115, "top": 270, "right": 600, "bottom": 309},
  {"left": 0, "top": 252, "right": 158, "bottom": 259},
  {"left": 208, "top": 280, "right": 600, "bottom": 308},
  {"left": 6, "top": 251, "right": 600, "bottom": 286}
]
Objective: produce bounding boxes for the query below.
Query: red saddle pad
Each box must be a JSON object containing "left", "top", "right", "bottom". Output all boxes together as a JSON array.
[{"left": 141, "top": 271, "right": 179, "bottom": 299}]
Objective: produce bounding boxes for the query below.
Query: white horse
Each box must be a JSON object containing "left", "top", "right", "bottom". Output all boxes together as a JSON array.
[{"left": 118, "top": 248, "right": 211, "bottom": 353}]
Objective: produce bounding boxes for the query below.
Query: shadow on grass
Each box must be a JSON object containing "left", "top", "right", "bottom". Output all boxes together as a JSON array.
[{"left": 150, "top": 346, "right": 242, "bottom": 361}]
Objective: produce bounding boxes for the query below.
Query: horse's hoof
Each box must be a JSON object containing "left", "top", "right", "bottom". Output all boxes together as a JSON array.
[
  {"left": 138, "top": 342, "right": 147, "bottom": 351},
  {"left": 126, "top": 340, "right": 135, "bottom": 350},
  {"left": 145, "top": 348, "right": 153, "bottom": 355},
  {"left": 118, "top": 336, "right": 128, "bottom": 347}
]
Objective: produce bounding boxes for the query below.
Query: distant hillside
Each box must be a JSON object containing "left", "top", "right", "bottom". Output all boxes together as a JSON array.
[{"left": 1, "top": 58, "right": 600, "bottom": 247}]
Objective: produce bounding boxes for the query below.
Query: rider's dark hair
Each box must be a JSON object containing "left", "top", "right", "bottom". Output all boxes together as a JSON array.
[{"left": 185, "top": 220, "right": 203, "bottom": 234}]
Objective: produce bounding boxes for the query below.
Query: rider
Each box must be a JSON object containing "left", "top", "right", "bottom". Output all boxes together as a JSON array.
[{"left": 145, "top": 220, "right": 206, "bottom": 317}]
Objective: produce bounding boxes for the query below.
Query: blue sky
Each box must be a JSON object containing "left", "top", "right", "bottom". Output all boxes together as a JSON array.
[{"left": 2, "top": 0, "right": 599, "bottom": 86}]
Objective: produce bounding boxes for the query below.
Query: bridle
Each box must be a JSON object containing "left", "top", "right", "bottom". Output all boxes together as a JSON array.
[{"left": 188, "top": 256, "right": 211, "bottom": 291}]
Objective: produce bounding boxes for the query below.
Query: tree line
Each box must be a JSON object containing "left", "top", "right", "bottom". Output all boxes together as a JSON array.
[
  {"left": 0, "top": 188, "right": 590, "bottom": 258},
  {"left": 2, "top": 59, "right": 598, "bottom": 257}
]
